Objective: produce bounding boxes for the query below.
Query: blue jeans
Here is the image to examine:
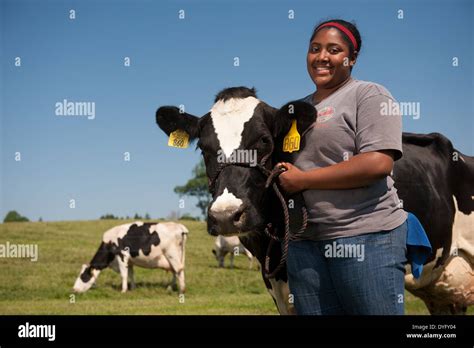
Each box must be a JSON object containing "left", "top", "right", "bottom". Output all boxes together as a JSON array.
[{"left": 287, "top": 220, "right": 407, "bottom": 315}]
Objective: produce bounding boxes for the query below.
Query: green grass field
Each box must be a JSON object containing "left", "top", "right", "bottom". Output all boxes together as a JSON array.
[{"left": 0, "top": 220, "right": 462, "bottom": 315}]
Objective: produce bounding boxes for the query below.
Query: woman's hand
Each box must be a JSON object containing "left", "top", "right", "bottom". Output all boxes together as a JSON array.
[{"left": 276, "top": 162, "right": 308, "bottom": 194}]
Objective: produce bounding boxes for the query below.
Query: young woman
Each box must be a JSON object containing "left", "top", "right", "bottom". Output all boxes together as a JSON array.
[{"left": 278, "top": 19, "right": 408, "bottom": 315}]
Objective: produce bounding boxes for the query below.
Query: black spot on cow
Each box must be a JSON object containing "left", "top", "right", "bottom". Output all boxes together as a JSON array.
[
  {"left": 117, "top": 223, "right": 161, "bottom": 258},
  {"left": 80, "top": 241, "right": 115, "bottom": 282},
  {"left": 81, "top": 242, "right": 117, "bottom": 282},
  {"left": 80, "top": 266, "right": 93, "bottom": 283}
]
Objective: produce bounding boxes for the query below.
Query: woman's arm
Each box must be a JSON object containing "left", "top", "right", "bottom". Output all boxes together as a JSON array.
[{"left": 278, "top": 150, "right": 395, "bottom": 193}]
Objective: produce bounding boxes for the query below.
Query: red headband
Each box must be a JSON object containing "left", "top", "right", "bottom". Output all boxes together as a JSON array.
[{"left": 316, "top": 22, "right": 358, "bottom": 51}]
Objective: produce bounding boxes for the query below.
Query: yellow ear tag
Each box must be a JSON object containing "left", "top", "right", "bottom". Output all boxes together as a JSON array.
[
  {"left": 168, "top": 129, "right": 189, "bottom": 149},
  {"left": 282, "top": 120, "right": 300, "bottom": 153}
]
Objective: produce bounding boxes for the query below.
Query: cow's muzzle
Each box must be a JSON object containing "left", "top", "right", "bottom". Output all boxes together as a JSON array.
[{"left": 208, "top": 204, "right": 247, "bottom": 236}]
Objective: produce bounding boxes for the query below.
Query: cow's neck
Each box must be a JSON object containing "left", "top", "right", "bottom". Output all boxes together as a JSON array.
[{"left": 238, "top": 231, "right": 268, "bottom": 266}]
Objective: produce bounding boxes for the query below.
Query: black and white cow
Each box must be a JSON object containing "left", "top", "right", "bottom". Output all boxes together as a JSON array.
[
  {"left": 157, "top": 87, "right": 314, "bottom": 314},
  {"left": 156, "top": 87, "right": 474, "bottom": 314},
  {"left": 394, "top": 138, "right": 474, "bottom": 314},
  {"left": 73, "top": 221, "right": 188, "bottom": 294}
]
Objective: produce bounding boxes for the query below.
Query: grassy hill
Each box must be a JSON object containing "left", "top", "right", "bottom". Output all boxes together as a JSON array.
[{"left": 0, "top": 219, "right": 461, "bottom": 315}]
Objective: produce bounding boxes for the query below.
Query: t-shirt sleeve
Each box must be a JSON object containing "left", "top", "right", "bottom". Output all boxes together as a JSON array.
[{"left": 355, "top": 87, "right": 403, "bottom": 161}]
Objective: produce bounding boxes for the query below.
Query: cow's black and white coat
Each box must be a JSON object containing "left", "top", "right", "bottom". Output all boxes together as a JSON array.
[
  {"left": 395, "top": 134, "right": 474, "bottom": 314},
  {"left": 157, "top": 87, "right": 314, "bottom": 314},
  {"left": 156, "top": 87, "right": 474, "bottom": 314},
  {"left": 73, "top": 221, "right": 188, "bottom": 294}
]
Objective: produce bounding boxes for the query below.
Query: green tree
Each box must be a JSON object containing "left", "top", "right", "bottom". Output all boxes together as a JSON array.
[
  {"left": 3, "top": 211, "right": 29, "bottom": 223},
  {"left": 100, "top": 214, "right": 118, "bottom": 220},
  {"left": 174, "top": 159, "right": 211, "bottom": 218},
  {"left": 144, "top": 213, "right": 151, "bottom": 220}
]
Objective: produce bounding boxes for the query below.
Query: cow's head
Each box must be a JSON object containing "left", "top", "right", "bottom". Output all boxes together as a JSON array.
[
  {"left": 73, "top": 264, "right": 101, "bottom": 293},
  {"left": 156, "top": 87, "right": 316, "bottom": 236}
]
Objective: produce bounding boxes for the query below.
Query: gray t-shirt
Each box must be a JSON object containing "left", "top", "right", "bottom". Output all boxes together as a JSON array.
[{"left": 293, "top": 78, "right": 407, "bottom": 241}]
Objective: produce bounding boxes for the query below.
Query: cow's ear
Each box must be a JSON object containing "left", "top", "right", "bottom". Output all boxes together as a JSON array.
[
  {"left": 273, "top": 101, "right": 316, "bottom": 138},
  {"left": 156, "top": 106, "right": 200, "bottom": 140}
]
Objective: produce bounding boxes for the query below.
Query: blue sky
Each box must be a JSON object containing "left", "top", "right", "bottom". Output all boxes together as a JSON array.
[{"left": 1, "top": 0, "right": 472, "bottom": 222}]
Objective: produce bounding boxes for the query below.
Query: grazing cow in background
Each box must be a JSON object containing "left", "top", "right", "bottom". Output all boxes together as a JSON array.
[
  {"left": 73, "top": 221, "right": 188, "bottom": 294},
  {"left": 156, "top": 86, "right": 474, "bottom": 314},
  {"left": 212, "top": 235, "right": 254, "bottom": 269}
]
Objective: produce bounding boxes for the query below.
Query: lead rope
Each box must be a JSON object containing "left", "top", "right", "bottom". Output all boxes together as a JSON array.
[{"left": 263, "top": 168, "right": 308, "bottom": 279}]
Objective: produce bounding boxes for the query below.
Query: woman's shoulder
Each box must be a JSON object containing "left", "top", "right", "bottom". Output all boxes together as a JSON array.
[
  {"left": 299, "top": 93, "right": 314, "bottom": 104},
  {"left": 352, "top": 79, "right": 395, "bottom": 101}
]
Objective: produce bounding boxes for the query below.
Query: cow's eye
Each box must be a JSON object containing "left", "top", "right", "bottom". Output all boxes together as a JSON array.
[{"left": 261, "top": 137, "right": 270, "bottom": 145}]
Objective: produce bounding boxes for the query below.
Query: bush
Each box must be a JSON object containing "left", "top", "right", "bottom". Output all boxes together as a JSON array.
[
  {"left": 4, "top": 211, "right": 29, "bottom": 223},
  {"left": 179, "top": 214, "right": 200, "bottom": 221}
]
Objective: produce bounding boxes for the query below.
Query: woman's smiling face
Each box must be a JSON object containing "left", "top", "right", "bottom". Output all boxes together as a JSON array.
[{"left": 307, "top": 27, "right": 356, "bottom": 89}]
